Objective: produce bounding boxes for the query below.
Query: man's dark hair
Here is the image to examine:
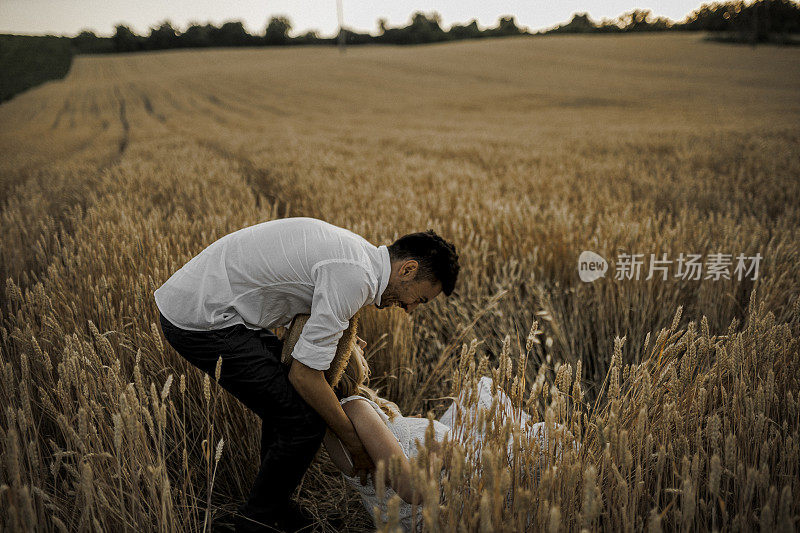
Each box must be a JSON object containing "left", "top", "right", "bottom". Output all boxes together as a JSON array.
[{"left": 387, "top": 230, "right": 459, "bottom": 296}]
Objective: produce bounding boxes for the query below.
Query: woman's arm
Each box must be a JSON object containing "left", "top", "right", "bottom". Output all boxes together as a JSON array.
[
  {"left": 288, "top": 359, "right": 374, "bottom": 484},
  {"left": 335, "top": 398, "right": 423, "bottom": 505}
]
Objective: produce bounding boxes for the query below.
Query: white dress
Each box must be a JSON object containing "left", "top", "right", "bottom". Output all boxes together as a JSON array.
[{"left": 338, "top": 377, "right": 556, "bottom": 532}]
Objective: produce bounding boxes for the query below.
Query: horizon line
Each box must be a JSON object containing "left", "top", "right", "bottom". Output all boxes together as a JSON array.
[{"left": 0, "top": 7, "right": 696, "bottom": 40}]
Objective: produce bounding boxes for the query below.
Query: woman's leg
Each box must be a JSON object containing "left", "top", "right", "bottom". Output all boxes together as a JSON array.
[
  {"left": 476, "top": 376, "right": 531, "bottom": 425},
  {"left": 441, "top": 377, "right": 529, "bottom": 426},
  {"left": 438, "top": 376, "right": 529, "bottom": 450}
]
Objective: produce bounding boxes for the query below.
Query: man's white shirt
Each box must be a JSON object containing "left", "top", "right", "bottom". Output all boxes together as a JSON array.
[{"left": 154, "top": 217, "right": 391, "bottom": 371}]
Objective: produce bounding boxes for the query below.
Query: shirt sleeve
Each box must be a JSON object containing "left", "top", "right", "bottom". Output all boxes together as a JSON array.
[{"left": 291, "top": 261, "right": 372, "bottom": 371}]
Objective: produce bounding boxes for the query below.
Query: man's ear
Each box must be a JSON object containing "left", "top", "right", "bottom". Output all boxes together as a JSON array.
[{"left": 400, "top": 259, "right": 418, "bottom": 279}]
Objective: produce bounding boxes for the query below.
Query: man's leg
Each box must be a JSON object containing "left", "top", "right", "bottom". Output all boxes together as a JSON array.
[
  {"left": 158, "top": 313, "right": 325, "bottom": 530},
  {"left": 241, "top": 329, "right": 327, "bottom": 528},
  {"left": 260, "top": 419, "right": 276, "bottom": 464},
  {"left": 240, "top": 400, "right": 326, "bottom": 529}
]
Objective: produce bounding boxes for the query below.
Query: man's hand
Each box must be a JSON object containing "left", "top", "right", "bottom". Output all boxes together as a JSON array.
[{"left": 288, "top": 359, "right": 376, "bottom": 483}]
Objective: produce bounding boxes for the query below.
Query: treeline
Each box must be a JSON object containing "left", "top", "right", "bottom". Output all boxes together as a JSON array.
[
  {"left": 71, "top": 13, "right": 527, "bottom": 54},
  {"left": 549, "top": 0, "right": 800, "bottom": 44},
  {"left": 57, "top": 0, "right": 800, "bottom": 55},
  {"left": 0, "top": 35, "right": 73, "bottom": 102}
]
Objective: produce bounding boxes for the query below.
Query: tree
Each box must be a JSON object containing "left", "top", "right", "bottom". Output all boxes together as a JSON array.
[
  {"left": 215, "top": 21, "right": 251, "bottom": 46},
  {"left": 181, "top": 23, "right": 214, "bottom": 48},
  {"left": 494, "top": 15, "right": 525, "bottom": 36},
  {"left": 264, "top": 16, "right": 292, "bottom": 45},
  {"left": 294, "top": 30, "right": 324, "bottom": 45},
  {"left": 112, "top": 25, "right": 142, "bottom": 52},
  {"left": 73, "top": 30, "right": 97, "bottom": 48},
  {"left": 596, "top": 17, "right": 624, "bottom": 33},
  {"left": 448, "top": 20, "right": 482, "bottom": 40},
  {"left": 410, "top": 11, "right": 442, "bottom": 32},
  {"left": 147, "top": 21, "right": 178, "bottom": 50},
  {"left": 549, "top": 13, "right": 599, "bottom": 34},
  {"left": 335, "top": 28, "right": 374, "bottom": 45},
  {"left": 616, "top": 9, "right": 671, "bottom": 31},
  {"left": 72, "top": 30, "right": 113, "bottom": 53},
  {"left": 406, "top": 11, "right": 448, "bottom": 43}
]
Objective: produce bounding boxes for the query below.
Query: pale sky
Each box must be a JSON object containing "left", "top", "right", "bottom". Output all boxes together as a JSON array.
[{"left": 1, "top": 0, "right": 710, "bottom": 38}]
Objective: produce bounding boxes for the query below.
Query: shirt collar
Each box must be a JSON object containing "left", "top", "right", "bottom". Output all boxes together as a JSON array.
[{"left": 373, "top": 245, "right": 391, "bottom": 306}]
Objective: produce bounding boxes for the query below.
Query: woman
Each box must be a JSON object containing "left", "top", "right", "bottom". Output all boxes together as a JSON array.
[
  {"left": 328, "top": 355, "right": 560, "bottom": 531},
  {"left": 281, "top": 314, "right": 564, "bottom": 532}
]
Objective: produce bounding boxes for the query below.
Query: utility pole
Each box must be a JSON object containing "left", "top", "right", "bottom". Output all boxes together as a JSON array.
[{"left": 337, "top": 0, "right": 346, "bottom": 53}]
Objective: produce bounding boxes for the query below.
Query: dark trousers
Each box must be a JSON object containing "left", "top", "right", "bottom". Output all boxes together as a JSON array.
[{"left": 158, "top": 312, "right": 326, "bottom": 531}]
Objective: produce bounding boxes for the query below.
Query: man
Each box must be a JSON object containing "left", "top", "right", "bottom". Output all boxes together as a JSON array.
[{"left": 154, "top": 216, "right": 460, "bottom": 532}]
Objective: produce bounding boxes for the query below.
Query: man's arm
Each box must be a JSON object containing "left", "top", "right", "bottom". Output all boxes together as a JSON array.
[
  {"left": 323, "top": 428, "right": 354, "bottom": 476},
  {"left": 287, "top": 260, "right": 376, "bottom": 483},
  {"left": 288, "top": 358, "right": 375, "bottom": 484}
]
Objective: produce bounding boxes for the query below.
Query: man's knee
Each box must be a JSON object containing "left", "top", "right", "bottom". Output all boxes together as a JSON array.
[
  {"left": 278, "top": 409, "right": 326, "bottom": 451},
  {"left": 261, "top": 418, "right": 324, "bottom": 465},
  {"left": 296, "top": 410, "right": 326, "bottom": 444}
]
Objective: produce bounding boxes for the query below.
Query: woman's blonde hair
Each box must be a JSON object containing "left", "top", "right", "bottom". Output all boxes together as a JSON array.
[
  {"left": 336, "top": 339, "right": 402, "bottom": 421},
  {"left": 281, "top": 312, "right": 401, "bottom": 421}
]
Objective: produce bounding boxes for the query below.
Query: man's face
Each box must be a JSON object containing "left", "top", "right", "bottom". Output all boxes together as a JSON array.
[{"left": 377, "top": 259, "right": 442, "bottom": 314}]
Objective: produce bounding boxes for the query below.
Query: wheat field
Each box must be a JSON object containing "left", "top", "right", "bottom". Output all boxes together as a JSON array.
[{"left": 1, "top": 33, "right": 799, "bottom": 531}]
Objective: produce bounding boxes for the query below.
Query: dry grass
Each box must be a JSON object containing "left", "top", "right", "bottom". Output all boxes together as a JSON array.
[{"left": 0, "top": 33, "right": 798, "bottom": 531}]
